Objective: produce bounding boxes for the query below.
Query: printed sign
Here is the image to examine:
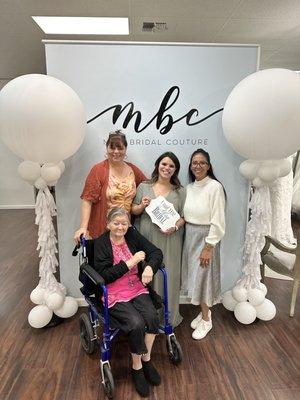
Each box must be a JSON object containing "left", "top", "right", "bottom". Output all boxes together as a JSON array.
[{"left": 145, "top": 196, "right": 180, "bottom": 231}]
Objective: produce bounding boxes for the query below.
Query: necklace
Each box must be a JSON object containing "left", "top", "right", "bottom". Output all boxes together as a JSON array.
[{"left": 127, "top": 269, "right": 136, "bottom": 287}]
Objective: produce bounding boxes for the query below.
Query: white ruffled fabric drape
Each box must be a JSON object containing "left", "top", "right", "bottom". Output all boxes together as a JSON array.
[
  {"left": 269, "top": 171, "right": 296, "bottom": 246},
  {"left": 35, "top": 187, "right": 66, "bottom": 295},
  {"left": 238, "top": 172, "right": 296, "bottom": 290},
  {"left": 240, "top": 186, "right": 271, "bottom": 289}
]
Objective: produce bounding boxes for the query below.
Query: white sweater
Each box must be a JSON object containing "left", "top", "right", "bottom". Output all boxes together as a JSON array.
[{"left": 183, "top": 176, "right": 225, "bottom": 246}]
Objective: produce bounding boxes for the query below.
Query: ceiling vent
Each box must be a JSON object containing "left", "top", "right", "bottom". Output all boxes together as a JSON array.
[{"left": 142, "top": 21, "right": 168, "bottom": 33}]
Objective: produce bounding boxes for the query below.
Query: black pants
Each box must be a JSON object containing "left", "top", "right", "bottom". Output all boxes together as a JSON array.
[{"left": 109, "top": 294, "right": 159, "bottom": 354}]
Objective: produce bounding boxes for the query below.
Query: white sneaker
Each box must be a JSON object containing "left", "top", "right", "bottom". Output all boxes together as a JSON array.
[
  {"left": 190, "top": 313, "right": 203, "bottom": 329},
  {"left": 190, "top": 309, "right": 211, "bottom": 329},
  {"left": 192, "top": 318, "right": 212, "bottom": 340}
]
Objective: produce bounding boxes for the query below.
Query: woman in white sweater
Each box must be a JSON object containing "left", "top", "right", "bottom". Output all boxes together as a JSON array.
[{"left": 182, "top": 149, "right": 225, "bottom": 340}]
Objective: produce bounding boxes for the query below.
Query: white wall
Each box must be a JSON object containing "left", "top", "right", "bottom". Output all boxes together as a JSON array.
[{"left": 0, "top": 80, "right": 35, "bottom": 208}]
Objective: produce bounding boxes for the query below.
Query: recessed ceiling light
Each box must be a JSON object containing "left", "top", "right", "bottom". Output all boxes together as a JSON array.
[{"left": 32, "top": 16, "right": 129, "bottom": 35}]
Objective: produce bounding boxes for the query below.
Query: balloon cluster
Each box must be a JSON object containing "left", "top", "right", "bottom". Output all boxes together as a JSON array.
[
  {"left": 0, "top": 74, "right": 85, "bottom": 189},
  {"left": 239, "top": 158, "right": 292, "bottom": 188},
  {"left": 18, "top": 160, "right": 66, "bottom": 188},
  {"left": 222, "top": 283, "right": 276, "bottom": 324},
  {"left": 222, "top": 68, "right": 300, "bottom": 325},
  {"left": 28, "top": 285, "right": 78, "bottom": 328},
  {"left": 0, "top": 74, "right": 86, "bottom": 329}
]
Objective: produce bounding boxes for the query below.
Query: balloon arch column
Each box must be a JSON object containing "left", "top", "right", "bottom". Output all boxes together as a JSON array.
[
  {"left": 221, "top": 68, "right": 300, "bottom": 324},
  {"left": 0, "top": 74, "right": 86, "bottom": 328}
]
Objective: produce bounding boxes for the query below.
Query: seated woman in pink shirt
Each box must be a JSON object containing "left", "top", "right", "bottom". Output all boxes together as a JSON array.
[{"left": 94, "top": 207, "right": 163, "bottom": 398}]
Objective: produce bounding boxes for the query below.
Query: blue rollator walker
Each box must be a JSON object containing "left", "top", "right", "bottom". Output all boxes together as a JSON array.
[{"left": 73, "top": 235, "right": 183, "bottom": 399}]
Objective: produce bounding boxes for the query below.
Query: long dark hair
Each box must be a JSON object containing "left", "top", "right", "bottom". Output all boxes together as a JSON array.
[
  {"left": 188, "top": 148, "right": 226, "bottom": 196},
  {"left": 151, "top": 152, "right": 182, "bottom": 189}
]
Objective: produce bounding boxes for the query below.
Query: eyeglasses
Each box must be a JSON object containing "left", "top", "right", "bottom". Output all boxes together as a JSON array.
[{"left": 192, "top": 161, "right": 208, "bottom": 167}]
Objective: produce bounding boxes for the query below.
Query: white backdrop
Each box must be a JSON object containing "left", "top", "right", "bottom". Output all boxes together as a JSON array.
[{"left": 45, "top": 41, "right": 259, "bottom": 298}]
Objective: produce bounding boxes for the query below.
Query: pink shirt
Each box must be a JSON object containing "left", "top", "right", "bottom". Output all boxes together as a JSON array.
[{"left": 105, "top": 240, "right": 148, "bottom": 308}]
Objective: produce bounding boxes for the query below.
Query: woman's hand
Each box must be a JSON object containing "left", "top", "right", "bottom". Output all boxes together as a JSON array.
[
  {"left": 131, "top": 197, "right": 151, "bottom": 216},
  {"left": 127, "top": 251, "right": 146, "bottom": 269},
  {"left": 142, "top": 266, "right": 153, "bottom": 285},
  {"left": 199, "top": 245, "right": 214, "bottom": 268},
  {"left": 134, "top": 251, "right": 146, "bottom": 263},
  {"left": 161, "top": 226, "right": 177, "bottom": 236},
  {"left": 74, "top": 227, "right": 88, "bottom": 243},
  {"left": 141, "top": 196, "right": 151, "bottom": 209}
]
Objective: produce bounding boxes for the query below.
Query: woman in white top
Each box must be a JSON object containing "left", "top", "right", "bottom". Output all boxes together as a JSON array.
[{"left": 182, "top": 148, "right": 225, "bottom": 340}]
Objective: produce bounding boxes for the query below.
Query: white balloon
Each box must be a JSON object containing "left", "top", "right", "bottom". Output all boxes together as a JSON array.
[
  {"left": 234, "top": 302, "right": 257, "bottom": 324},
  {"left": 0, "top": 74, "right": 86, "bottom": 163},
  {"left": 54, "top": 296, "right": 78, "bottom": 318},
  {"left": 232, "top": 286, "right": 248, "bottom": 302},
  {"left": 257, "top": 165, "right": 279, "bottom": 182},
  {"left": 222, "top": 69, "right": 300, "bottom": 160},
  {"left": 278, "top": 158, "right": 292, "bottom": 177},
  {"left": 30, "top": 285, "right": 46, "bottom": 305},
  {"left": 41, "top": 164, "right": 61, "bottom": 182},
  {"left": 28, "top": 305, "right": 53, "bottom": 328},
  {"left": 239, "top": 160, "right": 260, "bottom": 180},
  {"left": 18, "top": 160, "right": 41, "bottom": 182},
  {"left": 222, "top": 290, "right": 238, "bottom": 311},
  {"left": 45, "top": 291, "right": 65, "bottom": 310},
  {"left": 57, "top": 161, "right": 65, "bottom": 174},
  {"left": 247, "top": 288, "right": 265, "bottom": 306},
  {"left": 34, "top": 177, "right": 47, "bottom": 189},
  {"left": 259, "top": 282, "right": 268, "bottom": 296},
  {"left": 252, "top": 177, "right": 266, "bottom": 188},
  {"left": 255, "top": 298, "right": 276, "bottom": 321}
]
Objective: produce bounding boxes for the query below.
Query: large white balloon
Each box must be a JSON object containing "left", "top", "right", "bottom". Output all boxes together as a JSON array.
[
  {"left": 54, "top": 296, "right": 78, "bottom": 318},
  {"left": 222, "top": 69, "right": 300, "bottom": 160},
  {"left": 0, "top": 74, "right": 86, "bottom": 163},
  {"left": 234, "top": 302, "right": 257, "bottom": 324},
  {"left": 255, "top": 299, "right": 276, "bottom": 321},
  {"left": 28, "top": 305, "right": 53, "bottom": 328},
  {"left": 222, "top": 290, "right": 238, "bottom": 311}
]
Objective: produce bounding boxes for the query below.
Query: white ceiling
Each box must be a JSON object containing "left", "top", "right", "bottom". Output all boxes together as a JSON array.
[{"left": 1, "top": 0, "right": 300, "bottom": 87}]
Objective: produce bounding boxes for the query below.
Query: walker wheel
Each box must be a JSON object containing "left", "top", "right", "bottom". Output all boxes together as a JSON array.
[
  {"left": 167, "top": 335, "right": 183, "bottom": 365},
  {"left": 102, "top": 364, "right": 115, "bottom": 399},
  {"left": 79, "top": 313, "right": 96, "bottom": 354}
]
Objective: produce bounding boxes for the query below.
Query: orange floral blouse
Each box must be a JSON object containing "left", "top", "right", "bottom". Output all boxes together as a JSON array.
[{"left": 107, "top": 170, "right": 136, "bottom": 213}]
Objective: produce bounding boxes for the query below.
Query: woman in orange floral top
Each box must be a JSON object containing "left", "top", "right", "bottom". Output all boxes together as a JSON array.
[{"left": 74, "top": 130, "right": 146, "bottom": 241}]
